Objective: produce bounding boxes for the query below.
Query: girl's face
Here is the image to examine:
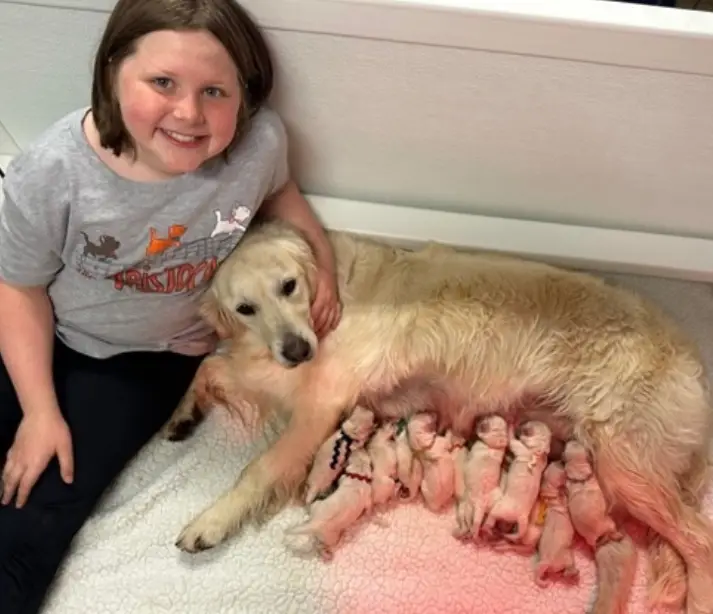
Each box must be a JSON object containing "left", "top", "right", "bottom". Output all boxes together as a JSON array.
[{"left": 114, "top": 29, "right": 241, "bottom": 179}]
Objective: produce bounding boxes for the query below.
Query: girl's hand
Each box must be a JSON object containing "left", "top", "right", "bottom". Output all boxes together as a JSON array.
[
  {"left": 310, "top": 266, "right": 342, "bottom": 339},
  {"left": 2, "top": 408, "right": 74, "bottom": 508}
]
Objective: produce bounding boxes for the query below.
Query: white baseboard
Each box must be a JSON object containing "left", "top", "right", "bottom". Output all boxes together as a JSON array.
[{"left": 308, "top": 195, "right": 713, "bottom": 283}]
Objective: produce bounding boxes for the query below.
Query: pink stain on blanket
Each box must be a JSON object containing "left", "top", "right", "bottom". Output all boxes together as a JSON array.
[{"left": 321, "top": 489, "right": 713, "bottom": 614}]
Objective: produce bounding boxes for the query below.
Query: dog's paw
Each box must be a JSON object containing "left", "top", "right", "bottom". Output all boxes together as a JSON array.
[
  {"left": 162, "top": 407, "right": 205, "bottom": 442},
  {"left": 175, "top": 511, "right": 231, "bottom": 553}
]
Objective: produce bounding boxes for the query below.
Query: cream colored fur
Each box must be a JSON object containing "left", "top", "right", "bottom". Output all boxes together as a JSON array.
[{"left": 164, "top": 220, "right": 713, "bottom": 614}]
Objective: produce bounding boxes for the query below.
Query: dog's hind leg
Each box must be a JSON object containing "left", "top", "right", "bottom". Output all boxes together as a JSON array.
[
  {"left": 593, "top": 435, "right": 713, "bottom": 614},
  {"left": 175, "top": 399, "right": 347, "bottom": 553}
]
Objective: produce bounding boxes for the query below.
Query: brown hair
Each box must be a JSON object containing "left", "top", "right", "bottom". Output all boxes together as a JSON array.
[{"left": 91, "top": 0, "right": 274, "bottom": 157}]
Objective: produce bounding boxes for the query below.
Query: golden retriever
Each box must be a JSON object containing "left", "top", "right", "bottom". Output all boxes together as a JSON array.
[{"left": 164, "top": 219, "right": 713, "bottom": 614}]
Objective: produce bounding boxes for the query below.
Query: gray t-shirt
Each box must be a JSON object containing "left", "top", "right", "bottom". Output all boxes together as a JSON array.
[{"left": 0, "top": 106, "right": 289, "bottom": 358}]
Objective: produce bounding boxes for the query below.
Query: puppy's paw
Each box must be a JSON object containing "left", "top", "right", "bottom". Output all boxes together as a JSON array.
[
  {"left": 175, "top": 510, "right": 231, "bottom": 553},
  {"left": 162, "top": 406, "right": 205, "bottom": 442}
]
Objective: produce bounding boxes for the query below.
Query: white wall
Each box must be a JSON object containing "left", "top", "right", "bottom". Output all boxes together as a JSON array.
[{"left": 2, "top": 0, "right": 713, "bottom": 279}]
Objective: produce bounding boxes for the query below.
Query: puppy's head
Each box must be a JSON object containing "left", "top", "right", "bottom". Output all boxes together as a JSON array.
[
  {"left": 541, "top": 460, "right": 566, "bottom": 493},
  {"left": 476, "top": 414, "right": 509, "bottom": 449},
  {"left": 517, "top": 420, "right": 552, "bottom": 454},
  {"left": 346, "top": 448, "right": 373, "bottom": 477},
  {"left": 201, "top": 221, "right": 319, "bottom": 368},
  {"left": 343, "top": 405, "right": 376, "bottom": 442},
  {"left": 562, "top": 439, "right": 593, "bottom": 481},
  {"left": 408, "top": 412, "right": 438, "bottom": 451},
  {"left": 369, "top": 421, "right": 398, "bottom": 450}
]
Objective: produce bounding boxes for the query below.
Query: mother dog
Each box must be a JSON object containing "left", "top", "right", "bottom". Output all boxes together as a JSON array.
[{"left": 165, "top": 220, "right": 713, "bottom": 614}]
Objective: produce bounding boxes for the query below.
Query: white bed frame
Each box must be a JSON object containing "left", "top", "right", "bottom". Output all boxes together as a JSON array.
[{"left": 1, "top": 0, "right": 713, "bottom": 280}]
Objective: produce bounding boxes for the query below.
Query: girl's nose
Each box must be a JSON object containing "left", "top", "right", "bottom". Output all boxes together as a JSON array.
[{"left": 174, "top": 94, "right": 203, "bottom": 123}]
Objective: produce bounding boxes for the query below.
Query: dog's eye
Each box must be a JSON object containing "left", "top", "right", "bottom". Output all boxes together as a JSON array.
[
  {"left": 281, "top": 278, "right": 297, "bottom": 297},
  {"left": 236, "top": 303, "right": 256, "bottom": 316}
]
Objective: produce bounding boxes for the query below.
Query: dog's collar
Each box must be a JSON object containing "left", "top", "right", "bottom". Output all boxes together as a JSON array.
[
  {"left": 343, "top": 471, "right": 372, "bottom": 483},
  {"left": 329, "top": 428, "right": 355, "bottom": 470},
  {"left": 339, "top": 428, "right": 355, "bottom": 444}
]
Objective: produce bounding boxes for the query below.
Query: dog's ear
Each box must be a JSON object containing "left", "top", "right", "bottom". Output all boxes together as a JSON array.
[
  {"left": 199, "top": 291, "right": 242, "bottom": 340},
  {"left": 301, "top": 257, "right": 319, "bottom": 304}
]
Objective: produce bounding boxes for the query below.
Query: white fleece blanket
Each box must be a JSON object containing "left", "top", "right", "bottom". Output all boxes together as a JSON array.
[{"left": 42, "top": 271, "right": 713, "bottom": 614}]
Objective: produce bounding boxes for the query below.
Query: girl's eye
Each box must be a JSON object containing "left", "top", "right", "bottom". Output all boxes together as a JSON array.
[
  {"left": 204, "top": 87, "right": 225, "bottom": 98},
  {"left": 151, "top": 77, "right": 173, "bottom": 89}
]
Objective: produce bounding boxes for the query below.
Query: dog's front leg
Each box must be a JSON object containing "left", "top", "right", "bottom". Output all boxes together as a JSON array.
[
  {"left": 163, "top": 354, "right": 225, "bottom": 441},
  {"left": 175, "top": 402, "right": 345, "bottom": 553}
]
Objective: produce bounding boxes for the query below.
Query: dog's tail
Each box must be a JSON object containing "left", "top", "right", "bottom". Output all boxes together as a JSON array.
[
  {"left": 646, "top": 536, "right": 686, "bottom": 609},
  {"left": 646, "top": 448, "right": 710, "bottom": 609},
  {"left": 593, "top": 534, "right": 638, "bottom": 614}
]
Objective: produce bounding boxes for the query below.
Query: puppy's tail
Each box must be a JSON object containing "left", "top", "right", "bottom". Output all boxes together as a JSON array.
[{"left": 646, "top": 450, "right": 710, "bottom": 609}]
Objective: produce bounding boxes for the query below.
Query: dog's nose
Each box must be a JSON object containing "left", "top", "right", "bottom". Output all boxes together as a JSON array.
[{"left": 281, "top": 333, "right": 312, "bottom": 365}]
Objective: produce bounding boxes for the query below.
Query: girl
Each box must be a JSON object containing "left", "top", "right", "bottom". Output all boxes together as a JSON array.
[{"left": 0, "top": 0, "right": 341, "bottom": 611}]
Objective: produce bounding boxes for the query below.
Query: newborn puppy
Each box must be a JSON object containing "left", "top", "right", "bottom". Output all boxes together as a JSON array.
[
  {"left": 395, "top": 412, "right": 436, "bottom": 501},
  {"left": 304, "top": 405, "right": 375, "bottom": 504},
  {"left": 490, "top": 496, "right": 545, "bottom": 555},
  {"left": 562, "top": 440, "right": 623, "bottom": 549},
  {"left": 535, "top": 461, "right": 579, "bottom": 587},
  {"left": 482, "top": 420, "right": 551, "bottom": 542},
  {"left": 420, "top": 430, "right": 457, "bottom": 512},
  {"left": 367, "top": 421, "right": 401, "bottom": 508},
  {"left": 453, "top": 414, "right": 509, "bottom": 540},
  {"left": 284, "top": 448, "right": 374, "bottom": 560},
  {"left": 408, "top": 412, "right": 438, "bottom": 451},
  {"left": 451, "top": 432, "right": 468, "bottom": 510}
]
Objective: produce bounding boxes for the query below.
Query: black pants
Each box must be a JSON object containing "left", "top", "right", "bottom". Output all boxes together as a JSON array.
[{"left": 0, "top": 338, "right": 203, "bottom": 613}]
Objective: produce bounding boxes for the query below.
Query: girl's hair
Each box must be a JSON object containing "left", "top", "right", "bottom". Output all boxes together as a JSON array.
[{"left": 91, "top": 0, "right": 274, "bottom": 157}]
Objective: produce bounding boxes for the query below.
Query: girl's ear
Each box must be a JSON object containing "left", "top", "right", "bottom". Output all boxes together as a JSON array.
[{"left": 199, "top": 291, "right": 241, "bottom": 340}]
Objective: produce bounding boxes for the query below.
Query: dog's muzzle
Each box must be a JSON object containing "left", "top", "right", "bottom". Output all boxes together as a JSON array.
[{"left": 280, "top": 332, "right": 313, "bottom": 367}]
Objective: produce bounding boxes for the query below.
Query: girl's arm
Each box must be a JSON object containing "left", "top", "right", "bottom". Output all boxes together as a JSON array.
[
  {"left": 0, "top": 281, "right": 59, "bottom": 418},
  {"left": 258, "top": 179, "right": 336, "bottom": 276},
  {"left": 0, "top": 281, "right": 74, "bottom": 507}
]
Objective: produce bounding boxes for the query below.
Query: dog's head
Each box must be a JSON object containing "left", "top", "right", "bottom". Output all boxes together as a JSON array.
[{"left": 201, "top": 221, "right": 319, "bottom": 368}]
